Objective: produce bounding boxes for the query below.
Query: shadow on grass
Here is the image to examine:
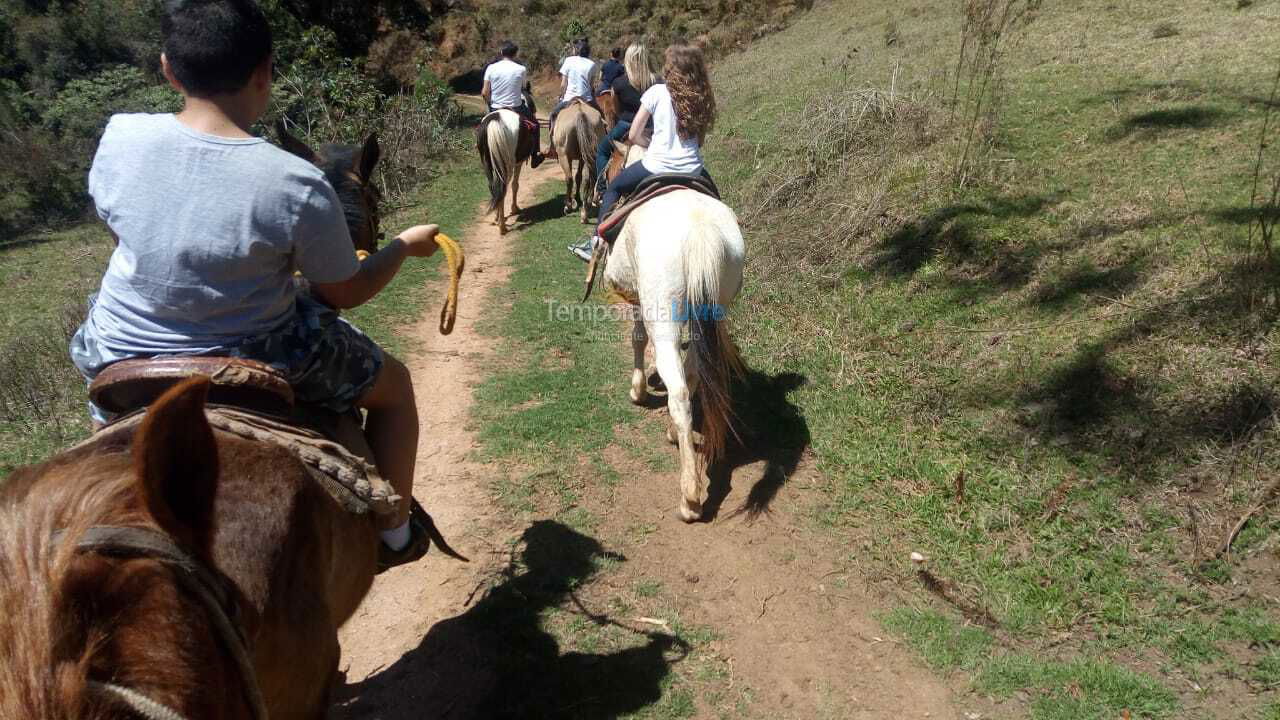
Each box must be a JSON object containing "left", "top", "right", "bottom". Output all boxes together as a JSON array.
[
  {"left": 1212, "top": 205, "right": 1280, "bottom": 226},
  {"left": 336, "top": 520, "right": 686, "bottom": 720},
  {"left": 1105, "top": 105, "right": 1231, "bottom": 141},
  {"left": 1029, "top": 256, "right": 1147, "bottom": 310},
  {"left": 869, "top": 193, "right": 1061, "bottom": 279},
  {"left": 516, "top": 195, "right": 573, "bottom": 228},
  {"left": 701, "top": 370, "right": 810, "bottom": 522}
]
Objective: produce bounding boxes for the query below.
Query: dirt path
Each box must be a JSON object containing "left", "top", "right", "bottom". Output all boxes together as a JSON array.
[
  {"left": 331, "top": 141, "right": 969, "bottom": 718},
  {"left": 332, "top": 157, "right": 562, "bottom": 716}
]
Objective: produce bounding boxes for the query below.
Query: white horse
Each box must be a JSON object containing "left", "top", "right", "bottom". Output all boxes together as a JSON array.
[
  {"left": 477, "top": 97, "right": 536, "bottom": 235},
  {"left": 603, "top": 149, "right": 747, "bottom": 522}
]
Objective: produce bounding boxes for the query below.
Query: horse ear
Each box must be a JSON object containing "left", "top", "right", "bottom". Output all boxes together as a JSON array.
[
  {"left": 276, "top": 119, "right": 318, "bottom": 164},
  {"left": 357, "top": 133, "right": 381, "bottom": 181},
  {"left": 133, "top": 377, "right": 219, "bottom": 556}
]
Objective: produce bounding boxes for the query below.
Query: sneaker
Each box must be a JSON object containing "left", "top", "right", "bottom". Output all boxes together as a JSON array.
[
  {"left": 568, "top": 236, "right": 599, "bottom": 262},
  {"left": 377, "top": 501, "right": 433, "bottom": 574}
]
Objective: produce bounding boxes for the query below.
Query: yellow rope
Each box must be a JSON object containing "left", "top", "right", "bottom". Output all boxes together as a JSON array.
[{"left": 435, "top": 233, "right": 464, "bottom": 334}]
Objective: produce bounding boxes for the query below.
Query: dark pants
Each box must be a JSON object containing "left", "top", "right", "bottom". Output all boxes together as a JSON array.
[
  {"left": 595, "top": 121, "right": 632, "bottom": 188},
  {"left": 598, "top": 164, "right": 716, "bottom": 225}
]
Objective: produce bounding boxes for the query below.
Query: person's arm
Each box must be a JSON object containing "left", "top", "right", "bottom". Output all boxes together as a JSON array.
[
  {"left": 481, "top": 77, "right": 492, "bottom": 106},
  {"left": 628, "top": 106, "right": 652, "bottom": 148},
  {"left": 311, "top": 225, "right": 438, "bottom": 309}
]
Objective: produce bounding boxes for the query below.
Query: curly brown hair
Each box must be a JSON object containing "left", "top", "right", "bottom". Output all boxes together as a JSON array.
[{"left": 663, "top": 42, "right": 715, "bottom": 145}]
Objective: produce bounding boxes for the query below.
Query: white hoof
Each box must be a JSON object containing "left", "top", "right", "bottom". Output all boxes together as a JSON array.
[
  {"left": 630, "top": 387, "right": 648, "bottom": 405},
  {"left": 678, "top": 500, "right": 702, "bottom": 523},
  {"left": 666, "top": 422, "right": 678, "bottom": 444}
]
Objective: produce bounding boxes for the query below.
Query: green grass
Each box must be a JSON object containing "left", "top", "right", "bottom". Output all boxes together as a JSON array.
[{"left": 703, "top": 0, "right": 1280, "bottom": 715}]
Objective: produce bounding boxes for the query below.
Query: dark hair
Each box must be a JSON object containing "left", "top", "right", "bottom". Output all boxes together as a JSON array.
[
  {"left": 161, "top": 0, "right": 272, "bottom": 96},
  {"left": 611, "top": 47, "right": 622, "bottom": 59},
  {"left": 500, "top": 41, "right": 518, "bottom": 58},
  {"left": 573, "top": 37, "right": 591, "bottom": 58}
]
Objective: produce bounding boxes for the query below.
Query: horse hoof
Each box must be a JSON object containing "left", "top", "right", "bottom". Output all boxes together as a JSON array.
[
  {"left": 666, "top": 423, "right": 678, "bottom": 444},
  {"left": 678, "top": 500, "right": 702, "bottom": 523},
  {"left": 630, "top": 388, "right": 648, "bottom": 405},
  {"left": 499, "top": 225, "right": 508, "bottom": 236}
]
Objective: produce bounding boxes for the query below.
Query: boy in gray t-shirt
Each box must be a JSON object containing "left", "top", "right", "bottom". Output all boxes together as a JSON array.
[{"left": 71, "top": 0, "right": 437, "bottom": 571}]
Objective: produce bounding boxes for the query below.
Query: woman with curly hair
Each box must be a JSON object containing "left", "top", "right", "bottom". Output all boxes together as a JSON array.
[{"left": 570, "top": 41, "right": 718, "bottom": 261}]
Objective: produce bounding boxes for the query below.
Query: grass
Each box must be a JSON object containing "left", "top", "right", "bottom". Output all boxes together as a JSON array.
[{"left": 702, "top": 0, "right": 1280, "bottom": 716}]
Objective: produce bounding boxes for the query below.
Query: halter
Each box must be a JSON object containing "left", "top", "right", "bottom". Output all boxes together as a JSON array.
[
  {"left": 52, "top": 526, "right": 268, "bottom": 720},
  {"left": 345, "top": 170, "right": 384, "bottom": 252}
]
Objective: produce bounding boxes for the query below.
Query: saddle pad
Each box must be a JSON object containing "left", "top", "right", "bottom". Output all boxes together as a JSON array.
[
  {"left": 84, "top": 406, "right": 398, "bottom": 517},
  {"left": 598, "top": 173, "right": 722, "bottom": 245}
]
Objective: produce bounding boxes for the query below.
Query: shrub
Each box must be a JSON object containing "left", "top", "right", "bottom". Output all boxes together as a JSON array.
[{"left": 42, "top": 64, "right": 179, "bottom": 142}]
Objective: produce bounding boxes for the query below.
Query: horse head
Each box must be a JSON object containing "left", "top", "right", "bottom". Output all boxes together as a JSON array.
[
  {"left": 523, "top": 82, "right": 538, "bottom": 116},
  {"left": 0, "top": 377, "right": 263, "bottom": 719},
  {"left": 276, "top": 121, "right": 384, "bottom": 256}
]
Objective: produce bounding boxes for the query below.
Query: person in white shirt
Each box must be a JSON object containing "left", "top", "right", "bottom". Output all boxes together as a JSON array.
[
  {"left": 569, "top": 42, "right": 718, "bottom": 261},
  {"left": 545, "top": 37, "right": 601, "bottom": 159},
  {"left": 482, "top": 40, "right": 544, "bottom": 167}
]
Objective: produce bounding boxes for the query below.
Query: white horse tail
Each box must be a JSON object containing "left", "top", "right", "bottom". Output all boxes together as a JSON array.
[
  {"left": 684, "top": 209, "right": 746, "bottom": 464},
  {"left": 478, "top": 112, "right": 517, "bottom": 214}
]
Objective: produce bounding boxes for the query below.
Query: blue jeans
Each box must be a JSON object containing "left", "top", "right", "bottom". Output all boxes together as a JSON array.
[
  {"left": 598, "top": 163, "right": 715, "bottom": 224},
  {"left": 595, "top": 121, "right": 632, "bottom": 186}
]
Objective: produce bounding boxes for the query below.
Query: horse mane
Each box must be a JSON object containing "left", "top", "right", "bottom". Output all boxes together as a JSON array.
[{"left": 0, "top": 439, "right": 149, "bottom": 720}]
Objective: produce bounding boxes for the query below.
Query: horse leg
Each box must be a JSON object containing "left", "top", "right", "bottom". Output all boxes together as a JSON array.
[
  {"left": 652, "top": 323, "right": 703, "bottom": 522},
  {"left": 576, "top": 161, "right": 589, "bottom": 224},
  {"left": 497, "top": 182, "right": 508, "bottom": 236},
  {"left": 511, "top": 163, "right": 523, "bottom": 218},
  {"left": 560, "top": 154, "right": 574, "bottom": 214},
  {"left": 629, "top": 305, "right": 648, "bottom": 405}
]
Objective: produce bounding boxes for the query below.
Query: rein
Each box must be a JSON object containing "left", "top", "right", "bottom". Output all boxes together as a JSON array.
[{"left": 53, "top": 526, "right": 268, "bottom": 720}]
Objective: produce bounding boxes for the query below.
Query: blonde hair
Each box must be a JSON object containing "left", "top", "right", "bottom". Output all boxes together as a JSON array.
[
  {"left": 623, "top": 43, "right": 656, "bottom": 93},
  {"left": 663, "top": 42, "right": 715, "bottom": 144}
]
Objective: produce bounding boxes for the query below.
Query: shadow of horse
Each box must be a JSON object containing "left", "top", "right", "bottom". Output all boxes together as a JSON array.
[
  {"left": 512, "top": 195, "right": 569, "bottom": 229},
  {"left": 701, "top": 370, "right": 810, "bottom": 522},
  {"left": 335, "top": 520, "right": 688, "bottom": 719}
]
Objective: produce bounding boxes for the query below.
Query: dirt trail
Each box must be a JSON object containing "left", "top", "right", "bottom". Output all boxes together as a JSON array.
[
  {"left": 332, "top": 156, "right": 561, "bottom": 715},
  {"left": 332, "top": 138, "right": 968, "bottom": 718}
]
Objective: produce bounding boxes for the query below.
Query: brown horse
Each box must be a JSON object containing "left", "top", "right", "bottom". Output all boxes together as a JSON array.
[
  {"left": 597, "top": 88, "right": 618, "bottom": 130},
  {"left": 0, "top": 378, "right": 378, "bottom": 718},
  {"left": 552, "top": 100, "right": 606, "bottom": 224},
  {"left": 277, "top": 121, "right": 383, "bottom": 256}
]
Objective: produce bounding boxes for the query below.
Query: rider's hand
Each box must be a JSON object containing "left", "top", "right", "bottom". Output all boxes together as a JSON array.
[{"left": 397, "top": 224, "right": 439, "bottom": 258}]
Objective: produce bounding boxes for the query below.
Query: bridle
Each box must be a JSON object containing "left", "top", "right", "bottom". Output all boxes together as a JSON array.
[
  {"left": 345, "top": 170, "right": 384, "bottom": 254},
  {"left": 53, "top": 526, "right": 268, "bottom": 720}
]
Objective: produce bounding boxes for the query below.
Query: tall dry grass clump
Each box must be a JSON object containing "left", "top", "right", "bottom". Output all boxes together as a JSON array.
[
  {"left": 740, "top": 65, "right": 943, "bottom": 276},
  {"left": 0, "top": 303, "right": 91, "bottom": 451},
  {"left": 1243, "top": 59, "right": 1280, "bottom": 309},
  {"left": 950, "top": 0, "right": 1042, "bottom": 188}
]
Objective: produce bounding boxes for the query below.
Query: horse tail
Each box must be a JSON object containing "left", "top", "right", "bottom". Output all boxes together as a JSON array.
[
  {"left": 572, "top": 107, "right": 599, "bottom": 186},
  {"left": 479, "top": 112, "right": 517, "bottom": 214},
  {"left": 684, "top": 202, "right": 746, "bottom": 465}
]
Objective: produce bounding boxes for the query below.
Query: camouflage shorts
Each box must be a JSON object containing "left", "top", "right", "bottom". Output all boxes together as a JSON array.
[
  {"left": 226, "top": 294, "right": 384, "bottom": 413},
  {"left": 73, "top": 294, "right": 383, "bottom": 421}
]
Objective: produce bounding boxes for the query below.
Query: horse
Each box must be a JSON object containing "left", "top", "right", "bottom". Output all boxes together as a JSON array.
[
  {"left": 0, "top": 129, "right": 403, "bottom": 718},
  {"left": 551, "top": 100, "right": 606, "bottom": 223},
  {"left": 277, "top": 121, "right": 383, "bottom": 256},
  {"left": 601, "top": 148, "right": 747, "bottom": 522},
  {"left": 0, "top": 378, "right": 379, "bottom": 719},
  {"left": 476, "top": 88, "right": 539, "bottom": 236},
  {"left": 597, "top": 88, "right": 618, "bottom": 130}
]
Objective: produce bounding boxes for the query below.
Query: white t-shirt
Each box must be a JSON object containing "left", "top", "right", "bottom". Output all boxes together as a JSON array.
[
  {"left": 639, "top": 84, "right": 703, "bottom": 174},
  {"left": 559, "top": 56, "right": 596, "bottom": 102},
  {"left": 484, "top": 58, "right": 527, "bottom": 109}
]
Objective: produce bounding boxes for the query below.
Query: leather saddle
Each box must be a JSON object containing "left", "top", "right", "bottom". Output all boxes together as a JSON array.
[
  {"left": 598, "top": 172, "right": 721, "bottom": 245},
  {"left": 90, "top": 356, "right": 294, "bottom": 417},
  {"left": 479, "top": 109, "right": 540, "bottom": 162}
]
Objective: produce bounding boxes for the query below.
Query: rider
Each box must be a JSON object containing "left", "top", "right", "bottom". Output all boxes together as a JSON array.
[
  {"left": 481, "top": 40, "right": 545, "bottom": 168},
  {"left": 569, "top": 41, "right": 716, "bottom": 262},
  {"left": 598, "top": 47, "right": 625, "bottom": 94},
  {"left": 544, "top": 37, "right": 599, "bottom": 159},
  {"left": 593, "top": 43, "right": 657, "bottom": 197},
  {"left": 70, "top": 0, "right": 438, "bottom": 571}
]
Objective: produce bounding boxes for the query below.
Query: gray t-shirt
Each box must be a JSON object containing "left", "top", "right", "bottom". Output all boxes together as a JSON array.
[{"left": 81, "top": 113, "right": 358, "bottom": 356}]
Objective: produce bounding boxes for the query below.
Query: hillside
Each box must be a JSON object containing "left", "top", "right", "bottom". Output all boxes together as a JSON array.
[{"left": 705, "top": 1, "right": 1280, "bottom": 717}]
